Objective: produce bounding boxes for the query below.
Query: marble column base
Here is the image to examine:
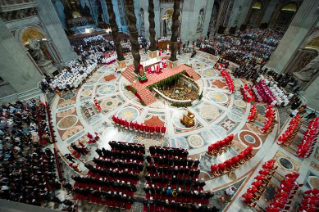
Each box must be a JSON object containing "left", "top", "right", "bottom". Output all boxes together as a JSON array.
[
  {"left": 38, "top": 60, "right": 57, "bottom": 76},
  {"left": 168, "top": 60, "right": 178, "bottom": 68},
  {"left": 117, "top": 59, "right": 127, "bottom": 69}
]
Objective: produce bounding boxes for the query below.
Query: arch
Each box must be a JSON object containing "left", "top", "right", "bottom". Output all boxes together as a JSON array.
[
  {"left": 273, "top": 1, "right": 299, "bottom": 30},
  {"left": 19, "top": 27, "right": 46, "bottom": 46},
  {"left": 251, "top": 1, "right": 262, "bottom": 10},
  {"left": 17, "top": 26, "right": 58, "bottom": 64},
  {"left": 281, "top": 2, "right": 298, "bottom": 12},
  {"left": 161, "top": 8, "right": 174, "bottom": 37}
]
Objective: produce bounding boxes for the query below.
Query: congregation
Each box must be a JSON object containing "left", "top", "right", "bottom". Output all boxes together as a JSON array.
[
  {"left": 0, "top": 100, "right": 60, "bottom": 205},
  {"left": 199, "top": 29, "right": 283, "bottom": 65}
]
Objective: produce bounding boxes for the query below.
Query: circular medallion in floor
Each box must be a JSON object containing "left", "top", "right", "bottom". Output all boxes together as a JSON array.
[
  {"left": 57, "top": 115, "right": 78, "bottom": 130},
  {"left": 188, "top": 134, "right": 204, "bottom": 149},
  {"left": 98, "top": 84, "right": 116, "bottom": 95},
  {"left": 238, "top": 130, "right": 262, "bottom": 149},
  {"left": 207, "top": 91, "right": 228, "bottom": 104},
  {"left": 116, "top": 107, "right": 139, "bottom": 122},
  {"left": 278, "top": 157, "right": 294, "bottom": 170}
]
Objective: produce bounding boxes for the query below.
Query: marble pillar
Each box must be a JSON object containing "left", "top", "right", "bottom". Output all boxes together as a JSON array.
[
  {"left": 36, "top": 0, "right": 76, "bottom": 64},
  {"left": 202, "top": 0, "right": 215, "bottom": 38},
  {"left": 0, "top": 18, "right": 42, "bottom": 93},
  {"left": 266, "top": 0, "right": 319, "bottom": 73},
  {"left": 226, "top": 0, "right": 244, "bottom": 32},
  {"left": 237, "top": 0, "right": 252, "bottom": 28},
  {"left": 154, "top": 0, "right": 160, "bottom": 39},
  {"left": 303, "top": 74, "right": 319, "bottom": 110},
  {"left": 261, "top": 0, "right": 277, "bottom": 24}
]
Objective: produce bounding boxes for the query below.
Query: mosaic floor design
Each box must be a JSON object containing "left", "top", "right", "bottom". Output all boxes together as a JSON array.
[{"left": 48, "top": 50, "right": 318, "bottom": 211}]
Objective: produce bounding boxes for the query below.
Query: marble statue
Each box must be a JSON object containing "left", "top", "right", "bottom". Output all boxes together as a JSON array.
[
  {"left": 294, "top": 56, "right": 319, "bottom": 82},
  {"left": 27, "top": 39, "right": 47, "bottom": 63}
]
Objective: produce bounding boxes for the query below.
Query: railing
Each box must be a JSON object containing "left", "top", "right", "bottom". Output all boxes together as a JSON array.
[
  {"left": 0, "top": 0, "right": 36, "bottom": 13},
  {"left": 0, "top": 0, "right": 35, "bottom": 6}
]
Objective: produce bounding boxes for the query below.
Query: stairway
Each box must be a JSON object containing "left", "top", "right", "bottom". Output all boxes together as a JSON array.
[
  {"left": 137, "top": 88, "right": 156, "bottom": 105},
  {"left": 122, "top": 65, "right": 136, "bottom": 83},
  {"left": 185, "top": 69, "right": 201, "bottom": 81}
]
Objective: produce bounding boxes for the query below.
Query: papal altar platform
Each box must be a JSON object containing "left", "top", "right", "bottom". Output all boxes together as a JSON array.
[{"left": 122, "top": 64, "right": 201, "bottom": 106}]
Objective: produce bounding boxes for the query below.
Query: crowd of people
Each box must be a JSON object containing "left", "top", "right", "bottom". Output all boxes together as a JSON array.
[
  {"left": 199, "top": 28, "right": 283, "bottom": 65},
  {"left": 0, "top": 100, "right": 60, "bottom": 205}
]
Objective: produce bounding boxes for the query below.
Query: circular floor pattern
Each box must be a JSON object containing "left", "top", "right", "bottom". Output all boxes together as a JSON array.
[
  {"left": 100, "top": 97, "right": 120, "bottom": 111},
  {"left": 234, "top": 100, "right": 246, "bottom": 108},
  {"left": 202, "top": 69, "right": 218, "bottom": 78},
  {"left": 57, "top": 115, "right": 78, "bottom": 130},
  {"left": 238, "top": 130, "right": 262, "bottom": 149},
  {"left": 207, "top": 91, "right": 229, "bottom": 104},
  {"left": 176, "top": 137, "right": 189, "bottom": 149},
  {"left": 278, "top": 157, "right": 294, "bottom": 170},
  {"left": 244, "top": 134, "right": 256, "bottom": 144},
  {"left": 188, "top": 134, "right": 204, "bottom": 149},
  {"left": 81, "top": 90, "right": 92, "bottom": 97},
  {"left": 98, "top": 84, "right": 116, "bottom": 95},
  {"left": 116, "top": 107, "right": 139, "bottom": 122},
  {"left": 199, "top": 104, "right": 220, "bottom": 120}
]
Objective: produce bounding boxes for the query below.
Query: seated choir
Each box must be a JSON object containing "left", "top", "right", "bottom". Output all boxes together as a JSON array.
[
  {"left": 207, "top": 134, "right": 234, "bottom": 156},
  {"left": 242, "top": 159, "right": 277, "bottom": 207},
  {"left": 210, "top": 146, "right": 253, "bottom": 177}
]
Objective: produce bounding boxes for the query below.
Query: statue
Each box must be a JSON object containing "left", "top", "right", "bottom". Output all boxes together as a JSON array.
[
  {"left": 27, "top": 38, "right": 57, "bottom": 75},
  {"left": 294, "top": 56, "right": 319, "bottom": 82},
  {"left": 27, "top": 39, "right": 47, "bottom": 63}
]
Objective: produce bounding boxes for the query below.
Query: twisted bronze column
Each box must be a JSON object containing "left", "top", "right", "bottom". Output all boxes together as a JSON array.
[
  {"left": 148, "top": 0, "right": 157, "bottom": 51},
  {"left": 170, "top": 0, "right": 181, "bottom": 61},
  {"left": 105, "top": 0, "right": 125, "bottom": 61},
  {"left": 124, "top": 0, "right": 141, "bottom": 73}
]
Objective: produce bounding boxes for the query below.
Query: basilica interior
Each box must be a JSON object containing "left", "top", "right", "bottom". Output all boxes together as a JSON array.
[{"left": 0, "top": 0, "right": 319, "bottom": 212}]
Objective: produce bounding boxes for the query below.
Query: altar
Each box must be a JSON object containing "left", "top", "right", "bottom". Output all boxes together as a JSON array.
[{"left": 141, "top": 57, "right": 161, "bottom": 70}]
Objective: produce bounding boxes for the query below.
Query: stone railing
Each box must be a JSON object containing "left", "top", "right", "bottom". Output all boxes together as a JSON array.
[
  {"left": 153, "top": 88, "right": 193, "bottom": 106},
  {"left": 0, "top": 0, "right": 37, "bottom": 13}
]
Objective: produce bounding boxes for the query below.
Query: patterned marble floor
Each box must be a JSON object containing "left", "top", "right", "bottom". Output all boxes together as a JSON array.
[{"left": 46, "top": 50, "right": 319, "bottom": 212}]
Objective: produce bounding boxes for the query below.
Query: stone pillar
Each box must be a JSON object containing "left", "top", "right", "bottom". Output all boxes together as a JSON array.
[
  {"left": 36, "top": 0, "right": 76, "bottom": 64},
  {"left": 0, "top": 18, "right": 42, "bottom": 93},
  {"left": 154, "top": 0, "right": 160, "bottom": 39},
  {"left": 214, "top": 0, "right": 231, "bottom": 34},
  {"left": 261, "top": 0, "right": 277, "bottom": 24},
  {"left": 237, "top": 0, "right": 253, "bottom": 28},
  {"left": 202, "top": 0, "right": 215, "bottom": 38},
  {"left": 266, "top": 0, "right": 319, "bottom": 73},
  {"left": 303, "top": 74, "right": 319, "bottom": 110}
]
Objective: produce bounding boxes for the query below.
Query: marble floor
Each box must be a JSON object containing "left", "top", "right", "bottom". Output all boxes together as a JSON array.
[{"left": 37, "top": 50, "right": 319, "bottom": 212}]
